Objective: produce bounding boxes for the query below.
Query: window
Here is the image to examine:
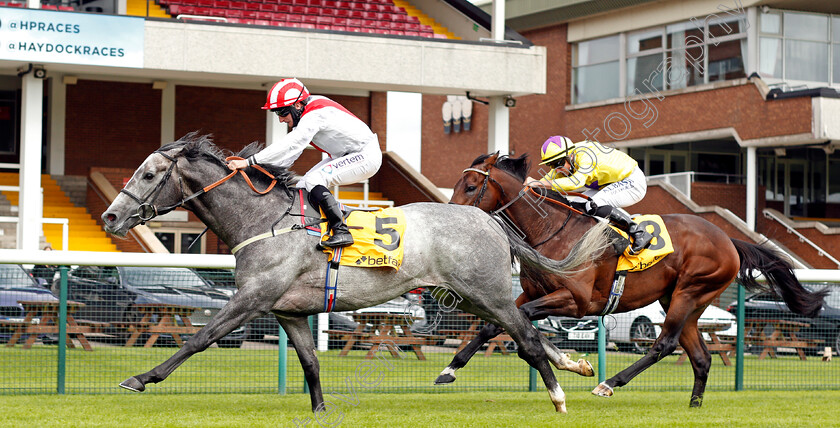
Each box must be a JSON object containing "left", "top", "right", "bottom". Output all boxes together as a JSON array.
[
  {"left": 573, "top": 14, "right": 746, "bottom": 103},
  {"left": 572, "top": 35, "right": 620, "bottom": 103},
  {"left": 759, "top": 10, "right": 839, "bottom": 84},
  {"left": 154, "top": 228, "right": 205, "bottom": 254}
]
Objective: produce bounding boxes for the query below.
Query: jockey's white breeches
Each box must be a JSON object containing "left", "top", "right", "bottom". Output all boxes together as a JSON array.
[
  {"left": 581, "top": 167, "right": 647, "bottom": 208},
  {"left": 296, "top": 141, "right": 382, "bottom": 191}
]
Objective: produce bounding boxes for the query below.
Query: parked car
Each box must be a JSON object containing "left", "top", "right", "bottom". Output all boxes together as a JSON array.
[
  {"left": 0, "top": 264, "right": 59, "bottom": 342},
  {"left": 607, "top": 301, "right": 737, "bottom": 353},
  {"left": 53, "top": 266, "right": 247, "bottom": 348},
  {"left": 727, "top": 285, "right": 840, "bottom": 355},
  {"left": 489, "top": 277, "right": 603, "bottom": 353}
]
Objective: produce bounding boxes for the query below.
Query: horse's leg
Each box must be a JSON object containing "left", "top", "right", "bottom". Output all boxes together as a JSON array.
[
  {"left": 676, "top": 320, "right": 711, "bottom": 408},
  {"left": 119, "top": 288, "right": 267, "bottom": 392},
  {"left": 278, "top": 315, "right": 325, "bottom": 412},
  {"left": 435, "top": 289, "right": 593, "bottom": 385},
  {"left": 435, "top": 322, "right": 504, "bottom": 384},
  {"left": 489, "top": 304, "right": 568, "bottom": 413},
  {"left": 518, "top": 291, "right": 594, "bottom": 377},
  {"left": 592, "top": 297, "right": 698, "bottom": 398}
]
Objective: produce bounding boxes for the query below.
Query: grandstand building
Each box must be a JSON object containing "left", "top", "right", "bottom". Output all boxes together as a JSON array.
[
  {"left": 0, "top": 0, "right": 544, "bottom": 253},
  {"left": 478, "top": 0, "right": 840, "bottom": 269}
]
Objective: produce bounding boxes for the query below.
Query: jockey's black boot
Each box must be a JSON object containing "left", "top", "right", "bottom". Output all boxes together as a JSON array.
[
  {"left": 606, "top": 208, "right": 653, "bottom": 256},
  {"left": 310, "top": 185, "right": 354, "bottom": 248}
]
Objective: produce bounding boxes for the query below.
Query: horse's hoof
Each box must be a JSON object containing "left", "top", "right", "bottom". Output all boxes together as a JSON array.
[
  {"left": 591, "top": 382, "right": 613, "bottom": 397},
  {"left": 434, "top": 373, "right": 456, "bottom": 385},
  {"left": 119, "top": 377, "right": 145, "bottom": 392},
  {"left": 554, "top": 401, "right": 568, "bottom": 414},
  {"left": 689, "top": 395, "right": 703, "bottom": 408},
  {"left": 578, "top": 359, "right": 595, "bottom": 377}
]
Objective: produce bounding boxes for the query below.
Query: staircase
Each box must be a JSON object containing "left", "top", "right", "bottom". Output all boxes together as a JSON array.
[
  {"left": 0, "top": 173, "right": 119, "bottom": 252},
  {"left": 127, "top": 0, "right": 171, "bottom": 18},
  {"left": 335, "top": 185, "right": 393, "bottom": 208}
]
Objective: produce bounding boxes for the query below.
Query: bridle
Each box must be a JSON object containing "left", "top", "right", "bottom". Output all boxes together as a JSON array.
[
  {"left": 460, "top": 161, "right": 589, "bottom": 247},
  {"left": 461, "top": 167, "right": 515, "bottom": 215},
  {"left": 120, "top": 150, "right": 279, "bottom": 224}
]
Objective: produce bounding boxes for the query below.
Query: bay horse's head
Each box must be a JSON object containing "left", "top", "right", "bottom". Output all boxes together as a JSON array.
[
  {"left": 102, "top": 132, "right": 290, "bottom": 237},
  {"left": 450, "top": 152, "right": 530, "bottom": 212}
]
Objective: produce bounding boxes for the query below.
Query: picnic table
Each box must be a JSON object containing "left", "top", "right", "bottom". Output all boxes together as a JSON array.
[
  {"left": 325, "top": 312, "right": 429, "bottom": 360},
  {"left": 3, "top": 300, "right": 108, "bottom": 351},
  {"left": 438, "top": 313, "right": 514, "bottom": 357},
  {"left": 674, "top": 322, "right": 735, "bottom": 366},
  {"left": 112, "top": 303, "right": 201, "bottom": 348},
  {"left": 745, "top": 318, "right": 818, "bottom": 360}
]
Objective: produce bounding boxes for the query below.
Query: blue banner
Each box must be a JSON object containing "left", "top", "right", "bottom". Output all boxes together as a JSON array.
[{"left": 0, "top": 9, "right": 144, "bottom": 68}]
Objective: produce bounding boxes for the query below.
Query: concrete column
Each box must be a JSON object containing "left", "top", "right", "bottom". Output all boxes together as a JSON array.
[
  {"left": 491, "top": 0, "right": 505, "bottom": 41},
  {"left": 746, "top": 146, "right": 757, "bottom": 230},
  {"left": 49, "top": 77, "right": 66, "bottom": 175},
  {"left": 487, "top": 96, "right": 509, "bottom": 154},
  {"left": 266, "top": 110, "right": 287, "bottom": 146},
  {"left": 159, "top": 82, "right": 176, "bottom": 146},
  {"left": 386, "top": 91, "right": 421, "bottom": 172},
  {"left": 18, "top": 73, "right": 44, "bottom": 250}
]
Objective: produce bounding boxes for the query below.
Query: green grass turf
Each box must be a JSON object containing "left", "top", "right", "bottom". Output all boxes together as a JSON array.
[
  {"left": 0, "top": 390, "right": 837, "bottom": 427},
  {"left": 1, "top": 345, "right": 837, "bottom": 394}
]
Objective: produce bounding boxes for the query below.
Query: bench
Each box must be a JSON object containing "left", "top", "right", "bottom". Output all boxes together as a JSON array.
[{"left": 438, "top": 329, "right": 513, "bottom": 356}]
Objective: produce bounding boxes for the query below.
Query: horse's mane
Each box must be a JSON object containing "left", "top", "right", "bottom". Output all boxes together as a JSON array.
[
  {"left": 470, "top": 152, "right": 531, "bottom": 182},
  {"left": 164, "top": 132, "right": 297, "bottom": 189}
]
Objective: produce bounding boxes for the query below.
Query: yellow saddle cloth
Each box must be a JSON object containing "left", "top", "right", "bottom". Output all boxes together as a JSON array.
[
  {"left": 612, "top": 214, "right": 674, "bottom": 272},
  {"left": 320, "top": 207, "right": 407, "bottom": 270}
]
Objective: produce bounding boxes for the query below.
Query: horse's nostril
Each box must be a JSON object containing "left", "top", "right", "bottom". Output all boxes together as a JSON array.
[{"left": 106, "top": 213, "right": 116, "bottom": 223}]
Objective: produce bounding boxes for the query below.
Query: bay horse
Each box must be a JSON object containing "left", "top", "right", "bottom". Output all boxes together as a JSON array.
[
  {"left": 438, "top": 152, "right": 827, "bottom": 408},
  {"left": 101, "top": 134, "right": 612, "bottom": 413}
]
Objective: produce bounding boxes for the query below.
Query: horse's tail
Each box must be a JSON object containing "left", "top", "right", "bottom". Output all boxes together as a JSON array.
[
  {"left": 731, "top": 238, "right": 826, "bottom": 318},
  {"left": 494, "top": 215, "right": 614, "bottom": 280}
]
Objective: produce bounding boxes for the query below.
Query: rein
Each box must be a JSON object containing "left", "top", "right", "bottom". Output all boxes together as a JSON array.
[
  {"left": 121, "top": 152, "right": 278, "bottom": 224},
  {"left": 461, "top": 165, "right": 590, "bottom": 247}
]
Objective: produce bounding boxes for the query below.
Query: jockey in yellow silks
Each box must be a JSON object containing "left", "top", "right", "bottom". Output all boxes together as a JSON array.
[{"left": 525, "top": 136, "right": 653, "bottom": 255}]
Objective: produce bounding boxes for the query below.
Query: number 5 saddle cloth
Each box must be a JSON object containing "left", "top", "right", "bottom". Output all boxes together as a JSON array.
[{"left": 319, "top": 207, "right": 407, "bottom": 271}]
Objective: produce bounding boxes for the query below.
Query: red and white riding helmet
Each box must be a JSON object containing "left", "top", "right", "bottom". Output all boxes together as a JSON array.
[{"left": 262, "top": 78, "right": 310, "bottom": 110}]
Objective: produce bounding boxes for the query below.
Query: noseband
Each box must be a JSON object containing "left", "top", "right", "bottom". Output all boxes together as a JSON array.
[
  {"left": 120, "top": 150, "right": 278, "bottom": 224},
  {"left": 461, "top": 167, "right": 525, "bottom": 216}
]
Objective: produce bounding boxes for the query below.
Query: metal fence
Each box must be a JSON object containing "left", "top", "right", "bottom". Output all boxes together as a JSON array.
[{"left": 0, "top": 251, "right": 838, "bottom": 395}]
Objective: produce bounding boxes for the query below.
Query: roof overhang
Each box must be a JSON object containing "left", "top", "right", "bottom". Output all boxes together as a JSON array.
[{"left": 0, "top": 18, "right": 546, "bottom": 97}]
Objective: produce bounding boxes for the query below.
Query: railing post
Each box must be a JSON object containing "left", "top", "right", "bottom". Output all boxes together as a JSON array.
[
  {"left": 278, "top": 316, "right": 287, "bottom": 395},
  {"left": 528, "top": 320, "right": 537, "bottom": 392},
  {"left": 57, "top": 265, "right": 68, "bottom": 394},
  {"left": 735, "top": 281, "right": 745, "bottom": 391},
  {"left": 304, "top": 316, "right": 313, "bottom": 394},
  {"left": 598, "top": 316, "right": 606, "bottom": 382}
]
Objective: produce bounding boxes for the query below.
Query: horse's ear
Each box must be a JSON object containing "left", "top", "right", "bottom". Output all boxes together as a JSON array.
[{"left": 487, "top": 151, "right": 500, "bottom": 165}]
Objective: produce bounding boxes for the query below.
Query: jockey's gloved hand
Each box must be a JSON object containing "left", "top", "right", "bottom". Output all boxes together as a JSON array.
[{"left": 584, "top": 200, "right": 599, "bottom": 215}]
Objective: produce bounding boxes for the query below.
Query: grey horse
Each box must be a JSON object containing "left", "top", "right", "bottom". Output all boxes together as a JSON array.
[{"left": 102, "top": 134, "right": 610, "bottom": 413}]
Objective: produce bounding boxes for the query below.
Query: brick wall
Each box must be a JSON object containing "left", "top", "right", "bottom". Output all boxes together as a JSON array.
[
  {"left": 690, "top": 182, "right": 747, "bottom": 221},
  {"left": 420, "top": 94, "right": 488, "bottom": 188},
  {"left": 65, "top": 80, "right": 161, "bottom": 176},
  {"left": 512, "top": 23, "right": 570, "bottom": 180},
  {"left": 175, "top": 85, "right": 265, "bottom": 154},
  {"left": 626, "top": 185, "right": 753, "bottom": 242},
  {"left": 565, "top": 84, "right": 811, "bottom": 145}
]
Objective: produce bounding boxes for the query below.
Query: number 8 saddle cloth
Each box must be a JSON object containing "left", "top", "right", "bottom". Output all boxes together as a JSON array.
[{"left": 611, "top": 214, "right": 674, "bottom": 272}]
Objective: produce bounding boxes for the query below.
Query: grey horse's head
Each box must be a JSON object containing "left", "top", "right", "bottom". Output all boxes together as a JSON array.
[{"left": 101, "top": 132, "right": 293, "bottom": 237}]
